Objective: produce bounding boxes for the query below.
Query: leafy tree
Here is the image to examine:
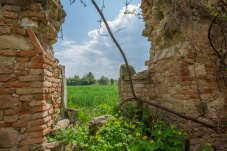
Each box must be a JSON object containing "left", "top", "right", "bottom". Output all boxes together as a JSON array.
[
  {"left": 66, "top": 72, "right": 96, "bottom": 85},
  {"left": 98, "top": 76, "right": 109, "bottom": 85},
  {"left": 110, "top": 78, "right": 115, "bottom": 85}
]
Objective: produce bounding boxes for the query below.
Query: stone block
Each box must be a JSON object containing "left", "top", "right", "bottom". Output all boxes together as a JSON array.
[
  {"left": 16, "top": 88, "right": 47, "bottom": 94},
  {"left": 30, "top": 82, "right": 43, "bottom": 88},
  {"left": 0, "top": 35, "right": 34, "bottom": 50},
  {"left": 120, "top": 64, "right": 136, "bottom": 77},
  {"left": 20, "top": 18, "right": 38, "bottom": 27},
  {"left": 18, "top": 75, "right": 44, "bottom": 81},
  {"left": 0, "top": 129, "right": 19, "bottom": 148},
  {"left": 4, "top": 5, "right": 21, "bottom": 12},
  {"left": 30, "top": 100, "right": 46, "bottom": 107},
  {"left": 30, "top": 69, "right": 44, "bottom": 75}
]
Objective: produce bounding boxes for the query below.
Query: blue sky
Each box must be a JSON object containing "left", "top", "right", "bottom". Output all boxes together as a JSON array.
[{"left": 54, "top": 0, "right": 150, "bottom": 79}]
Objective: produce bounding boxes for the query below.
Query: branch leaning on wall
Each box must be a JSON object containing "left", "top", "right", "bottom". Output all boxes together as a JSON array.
[
  {"left": 69, "top": 0, "right": 225, "bottom": 131},
  {"left": 90, "top": 0, "right": 225, "bottom": 131}
]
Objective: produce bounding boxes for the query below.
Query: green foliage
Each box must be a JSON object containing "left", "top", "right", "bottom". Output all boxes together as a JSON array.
[
  {"left": 49, "top": 115, "right": 187, "bottom": 151},
  {"left": 67, "top": 85, "right": 119, "bottom": 124},
  {"left": 97, "top": 75, "right": 109, "bottom": 85},
  {"left": 67, "top": 72, "right": 96, "bottom": 85}
]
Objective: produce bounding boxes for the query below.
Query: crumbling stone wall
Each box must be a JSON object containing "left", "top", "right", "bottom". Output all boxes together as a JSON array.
[
  {"left": 119, "top": 0, "right": 227, "bottom": 150},
  {"left": 0, "top": 0, "right": 66, "bottom": 150}
]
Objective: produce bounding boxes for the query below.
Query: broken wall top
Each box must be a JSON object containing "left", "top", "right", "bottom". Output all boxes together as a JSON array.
[{"left": 0, "top": 0, "right": 66, "bottom": 55}]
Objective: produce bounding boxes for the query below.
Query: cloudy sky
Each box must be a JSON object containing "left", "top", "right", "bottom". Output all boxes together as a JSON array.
[{"left": 54, "top": 0, "right": 150, "bottom": 79}]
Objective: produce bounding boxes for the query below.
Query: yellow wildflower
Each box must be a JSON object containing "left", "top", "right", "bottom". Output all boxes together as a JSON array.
[
  {"left": 158, "top": 131, "right": 161, "bottom": 135},
  {"left": 206, "top": 143, "right": 211, "bottom": 147},
  {"left": 98, "top": 136, "right": 101, "bottom": 141},
  {"left": 96, "top": 131, "right": 99, "bottom": 135},
  {"left": 142, "top": 135, "right": 148, "bottom": 140},
  {"left": 136, "top": 132, "right": 141, "bottom": 137},
  {"left": 150, "top": 139, "right": 154, "bottom": 143},
  {"left": 131, "top": 125, "right": 136, "bottom": 129},
  {"left": 178, "top": 131, "right": 182, "bottom": 135}
]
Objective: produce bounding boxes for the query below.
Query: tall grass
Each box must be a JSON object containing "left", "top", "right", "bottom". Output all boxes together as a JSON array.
[{"left": 67, "top": 85, "right": 119, "bottom": 124}]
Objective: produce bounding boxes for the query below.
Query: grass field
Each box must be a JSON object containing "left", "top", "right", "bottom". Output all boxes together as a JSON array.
[{"left": 67, "top": 85, "right": 119, "bottom": 124}]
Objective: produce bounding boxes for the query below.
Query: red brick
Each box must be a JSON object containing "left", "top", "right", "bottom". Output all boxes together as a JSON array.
[
  {"left": 0, "top": 67, "right": 13, "bottom": 75},
  {"left": 48, "top": 87, "right": 55, "bottom": 93},
  {"left": 30, "top": 105, "right": 50, "bottom": 113},
  {"left": 27, "top": 124, "right": 47, "bottom": 132},
  {"left": 12, "top": 120, "right": 28, "bottom": 128},
  {"left": 30, "top": 100, "right": 46, "bottom": 107},
  {"left": 15, "top": 70, "right": 29, "bottom": 76},
  {"left": 179, "top": 61, "right": 188, "bottom": 67},
  {"left": 19, "top": 136, "right": 46, "bottom": 146},
  {"left": 3, "top": 11, "right": 19, "bottom": 18},
  {"left": 29, "top": 63, "right": 46, "bottom": 69},
  {"left": 30, "top": 116, "right": 51, "bottom": 126},
  {"left": 29, "top": 128, "right": 50, "bottom": 138},
  {"left": 0, "top": 75, "right": 15, "bottom": 82},
  {"left": 0, "top": 95, "right": 21, "bottom": 109},
  {"left": 5, "top": 81, "right": 29, "bottom": 88},
  {"left": 179, "top": 90, "right": 198, "bottom": 95},
  {"left": 12, "top": 28, "right": 26, "bottom": 35},
  {"left": 0, "top": 26, "right": 11, "bottom": 34},
  {"left": 18, "top": 63, "right": 25, "bottom": 70},
  {"left": 0, "top": 88, "right": 15, "bottom": 94},
  {"left": 20, "top": 108, "right": 29, "bottom": 115},
  {"left": 22, "top": 11, "right": 45, "bottom": 18},
  {"left": 187, "top": 53, "right": 194, "bottom": 59},
  {"left": 16, "top": 57, "right": 29, "bottom": 62},
  {"left": 3, "top": 18, "right": 20, "bottom": 27},
  {"left": 179, "top": 81, "right": 192, "bottom": 86},
  {"left": 0, "top": 122, "right": 12, "bottom": 128},
  {"left": 4, "top": 5, "right": 21, "bottom": 12},
  {"left": 34, "top": 94, "right": 45, "bottom": 100},
  {"left": 20, "top": 95, "right": 33, "bottom": 101},
  {"left": 181, "top": 76, "right": 191, "bottom": 81},
  {"left": 0, "top": 50, "right": 18, "bottom": 56},
  {"left": 189, "top": 95, "right": 200, "bottom": 99},
  {"left": 4, "top": 108, "right": 20, "bottom": 116},
  {"left": 18, "top": 50, "right": 36, "bottom": 57},
  {"left": 29, "top": 3, "right": 42, "bottom": 11},
  {"left": 23, "top": 102, "right": 29, "bottom": 107}
]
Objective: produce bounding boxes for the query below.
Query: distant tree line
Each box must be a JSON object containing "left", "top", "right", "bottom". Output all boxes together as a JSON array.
[{"left": 66, "top": 72, "right": 117, "bottom": 85}]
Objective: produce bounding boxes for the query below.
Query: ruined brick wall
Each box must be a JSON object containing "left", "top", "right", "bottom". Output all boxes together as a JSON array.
[
  {"left": 119, "top": 0, "right": 227, "bottom": 150},
  {"left": 0, "top": 0, "right": 66, "bottom": 150}
]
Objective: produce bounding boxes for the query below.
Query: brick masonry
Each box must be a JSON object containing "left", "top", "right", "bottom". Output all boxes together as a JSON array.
[
  {"left": 0, "top": 0, "right": 66, "bottom": 150},
  {"left": 119, "top": 0, "right": 227, "bottom": 150}
]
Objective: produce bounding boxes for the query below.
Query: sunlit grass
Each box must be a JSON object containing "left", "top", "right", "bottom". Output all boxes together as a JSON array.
[{"left": 67, "top": 85, "right": 119, "bottom": 124}]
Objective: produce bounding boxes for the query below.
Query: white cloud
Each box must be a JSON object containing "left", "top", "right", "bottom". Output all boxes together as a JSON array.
[{"left": 55, "top": 4, "right": 150, "bottom": 79}]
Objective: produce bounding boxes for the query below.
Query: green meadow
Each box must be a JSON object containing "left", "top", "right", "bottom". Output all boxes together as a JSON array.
[{"left": 67, "top": 85, "right": 119, "bottom": 124}]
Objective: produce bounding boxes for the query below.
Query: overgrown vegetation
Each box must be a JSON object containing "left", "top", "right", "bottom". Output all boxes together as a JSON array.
[{"left": 48, "top": 85, "right": 212, "bottom": 151}]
